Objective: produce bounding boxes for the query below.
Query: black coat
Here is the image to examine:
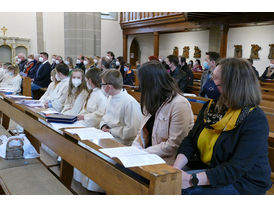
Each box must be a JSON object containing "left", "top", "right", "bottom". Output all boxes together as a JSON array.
[
  {"left": 170, "top": 67, "right": 188, "bottom": 92},
  {"left": 177, "top": 102, "right": 272, "bottom": 194},
  {"left": 33, "top": 61, "right": 51, "bottom": 88},
  {"left": 261, "top": 66, "right": 274, "bottom": 80}
]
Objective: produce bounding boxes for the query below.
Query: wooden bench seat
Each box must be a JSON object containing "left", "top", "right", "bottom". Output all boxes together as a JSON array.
[{"left": 0, "top": 162, "right": 72, "bottom": 195}]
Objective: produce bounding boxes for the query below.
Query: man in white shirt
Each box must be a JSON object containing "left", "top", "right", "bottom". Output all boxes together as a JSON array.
[
  {"left": 44, "top": 63, "right": 70, "bottom": 112},
  {"left": 100, "top": 69, "right": 142, "bottom": 146}
]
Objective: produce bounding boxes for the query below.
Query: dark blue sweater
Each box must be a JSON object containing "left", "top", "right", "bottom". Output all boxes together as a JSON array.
[{"left": 178, "top": 102, "right": 272, "bottom": 194}]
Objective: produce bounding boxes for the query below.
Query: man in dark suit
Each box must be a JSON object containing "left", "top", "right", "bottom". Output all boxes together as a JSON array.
[{"left": 31, "top": 52, "right": 51, "bottom": 98}]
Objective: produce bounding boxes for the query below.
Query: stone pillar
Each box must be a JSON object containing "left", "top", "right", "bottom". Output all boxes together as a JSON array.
[
  {"left": 64, "top": 12, "right": 101, "bottom": 61},
  {"left": 123, "top": 34, "right": 128, "bottom": 62},
  {"left": 36, "top": 12, "right": 44, "bottom": 53},
  {"left": 208, "top": 26, "right": 222, "bottom": 53}
]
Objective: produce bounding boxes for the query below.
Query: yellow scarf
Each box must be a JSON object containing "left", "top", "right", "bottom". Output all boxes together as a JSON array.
[{"left": 197, "top": 100, "right": 242, "bottom": 165}]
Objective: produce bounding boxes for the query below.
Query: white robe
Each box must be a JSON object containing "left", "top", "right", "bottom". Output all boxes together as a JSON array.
[
  {"left": 78, "top": 88, "right": 108, "bottom": 128},
  {"left": 48, "top": 77, "right": 69, "bottom": 112},
  {"left": 39, "top": 81, "right": 58, "bottom": 104},
  {"left": 99, "top": 89, "right": 142, "bottom": 146},
  {"left": 0, "top": 68, "right": 6, "bottom": 82},
  {"left": 61, "top": 87, "right": 88, "bottom": 116},
  {"left": 0, "top": 74, "right": 22, "bottom": 93}
]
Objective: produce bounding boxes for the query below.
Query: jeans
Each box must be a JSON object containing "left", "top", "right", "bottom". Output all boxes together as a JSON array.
[
  {"left": 182, "top": 169, "right": 240, "bottom": 195},
  {"left": 31, "top": 83, "right": 42, "bottom": 98},
  {"left": 181, "top": 184, "right": 240, "bottom": 195}
]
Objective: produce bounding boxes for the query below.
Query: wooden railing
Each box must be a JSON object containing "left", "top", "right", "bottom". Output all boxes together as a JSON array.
[{"left": 120, "top": 12, "right": 183, "bottom": 23}]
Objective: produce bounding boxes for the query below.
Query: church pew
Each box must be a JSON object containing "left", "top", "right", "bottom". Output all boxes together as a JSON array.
[
  {"left": 193, "top": 72, "right": 203, "bottom": 80},
  {"left": 262, "top": 94, "right": 274, "bottom": 102},
  {"left": 22, "top": 77, "right": 32, "bottom": 97},
  {"left": 0, "top": 94, "right": 182, "bottom": 194}
]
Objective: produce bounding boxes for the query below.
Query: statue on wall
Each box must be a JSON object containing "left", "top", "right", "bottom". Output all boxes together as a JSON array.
[
  {"left": 250, "top": 44, "right": 261, "bottom": 59},
  {"left": 182, "top": 46, "right": 190, "bottom": 59},
  {"left": 268, "top": 44, "right": 274, "bottom": 59},
  {"left": 234, "top": 45, "right": 242, "bottom": 58},
  {"left": 173, "top": 47, "right": 178, "bottom": 56},
  {"left": 193, "top": 46, "right": 201, "bottom": 58}
]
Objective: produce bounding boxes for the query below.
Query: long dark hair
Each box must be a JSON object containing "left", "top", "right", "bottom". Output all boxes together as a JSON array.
[{"left": 138, "top": 60, "right": 181, "bottom": 116}]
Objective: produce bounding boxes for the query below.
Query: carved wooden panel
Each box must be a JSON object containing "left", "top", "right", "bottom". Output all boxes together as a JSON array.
[
  {"left": 234, "top": 45, "right": 242, "bottom": 58},
  {"left": 250, "top": 44, "right": 261, "bottom": 59},
  {"left": 182, "top": 46, "right": 190, "bottom": 59},
  {"left": 193, "top": 46, "right": 201, "bottom": 58},
  {"left": 173, "top": 47, "right": 178, "bottom": 56},
  {"left": 269, "top": 44, "right": 274, "bottom": 59}
]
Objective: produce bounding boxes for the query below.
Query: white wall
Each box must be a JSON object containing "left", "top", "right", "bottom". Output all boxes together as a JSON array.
[
  {"left": 101, "top": 17, "right": 123, "bottom": 58},
  {"left": 0, "top": 12, "right": 37, "bottom": 54},
  {"left": 43, "top": 12, "right": 64, "bottom": 59},
  {"left": 227, "top": 25, "right": 274, "bottom": 75},
  {"left": 159, "top": 30, "right": 209, "bottom": 63},
  {"left": 127, "top": 30, "right": 209, "bottom": 65}
]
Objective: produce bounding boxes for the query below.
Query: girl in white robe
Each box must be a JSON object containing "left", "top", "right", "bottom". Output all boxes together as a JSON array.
[
  {"left": 40, "top": 69, "right": 60, "bottom": 104},
  {"left": 0, "top": 65, "right": 22, "bottom": 93},
  {"left": 61, "top": 69, "right": 88, "bottom": 116}
]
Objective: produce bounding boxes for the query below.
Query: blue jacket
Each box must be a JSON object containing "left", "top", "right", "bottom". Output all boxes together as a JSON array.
[{"left": 177, "top": 102, "right": 272, "bottom": 194}]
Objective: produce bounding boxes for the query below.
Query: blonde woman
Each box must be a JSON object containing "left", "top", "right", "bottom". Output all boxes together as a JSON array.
[
  {"left": 61, "top": 69, "right": 88, "bottom": 116},
  {"left": 40, "top": 69, "right": 60, "bottom": 104},
  {"left": 84, "top": 57, "right": 95, "bottom": 73},
  {"left": 0, "top": 65, "right": 22, "bottom": 93}
]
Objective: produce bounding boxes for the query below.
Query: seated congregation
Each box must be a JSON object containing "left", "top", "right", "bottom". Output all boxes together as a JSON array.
[{"left": 0, "top": 49, "right": 273, "bottom": 195}]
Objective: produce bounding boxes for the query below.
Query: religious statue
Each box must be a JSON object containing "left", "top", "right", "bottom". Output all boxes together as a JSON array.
[
  {"left": 1, "top": 26, "right": 8, "bottom": 36},
  {"left": 173, "top": 47, "right": 179, "bottom": 56},
  {"left": 182, "top": 46, "right": 190, "bottom": 59},
  {"left": 193, "top": 46, "right": 201, "bottom": 58},
  {"left": 268, "top": 44, "right": 274, "bottom": 59},
  {"left": 234, "top": 45, "right": 242, "bottom": 58},
  {"left": 250, "top": 44, "right": 261, "bottom": 59}
]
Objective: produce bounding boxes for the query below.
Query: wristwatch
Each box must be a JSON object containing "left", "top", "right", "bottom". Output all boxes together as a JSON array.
[{"left": 191, "top": 173, "right": 199, "bottom": 187}]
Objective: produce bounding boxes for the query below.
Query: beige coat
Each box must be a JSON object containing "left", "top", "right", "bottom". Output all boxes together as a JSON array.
[{"left": 132, "top": 94, "right": 194, "bottom": 165}]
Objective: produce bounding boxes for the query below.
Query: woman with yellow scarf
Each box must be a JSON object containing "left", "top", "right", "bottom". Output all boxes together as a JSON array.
[{"left": 173, "top": 58, "right": 272, "bottom": 195}]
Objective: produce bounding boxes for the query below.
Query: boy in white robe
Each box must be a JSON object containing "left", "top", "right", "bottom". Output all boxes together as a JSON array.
[{"left": 100, "top": 69, "right": 142, "bottom": 146}]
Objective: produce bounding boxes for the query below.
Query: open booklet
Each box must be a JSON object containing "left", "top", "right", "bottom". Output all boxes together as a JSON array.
[
  {"left": 99, "top": 146, "right": 166, "bottom": 168},
  {"left": 16, "top": 100, "right": 44, "bottom": 107},
  {"left": 65, "top": 127, "right": 114, "bottom": 140}
]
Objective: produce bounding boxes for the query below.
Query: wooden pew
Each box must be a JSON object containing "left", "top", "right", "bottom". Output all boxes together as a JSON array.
[
  {"left": 0, "top": 94, "right": 182, "bottom": 194},
  {"left": 22, "top": 77, "right": 32, "bottom": 97},
  {"left": 193, "top": 72, "right": 203, "bottom": 80}
]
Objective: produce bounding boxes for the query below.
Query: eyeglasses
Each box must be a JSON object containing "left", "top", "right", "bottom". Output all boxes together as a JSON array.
[{"left": 100, "top": 83, "right": 111, "bottom": 86}]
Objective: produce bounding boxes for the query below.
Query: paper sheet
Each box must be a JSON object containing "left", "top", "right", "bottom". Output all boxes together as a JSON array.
[
  {"left": 99, "top": 146, "right": 165, "bottom": 168},
  {"left": 50, "top": 121, "right": 85, "bottom": 130},
  {"left": 65, "top": 127, "right": 114, "bottom": 140},
  {"left": 6, "top": 95, "right": 32, "bottom": 99},
  {"left": 40, "top": 108, "right": 59, "bottom": 115}
]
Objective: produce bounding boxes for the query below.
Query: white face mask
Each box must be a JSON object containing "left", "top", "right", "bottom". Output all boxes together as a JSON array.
[
  {"left": 52, "top": 58, "right": 56, "bottom": 63},
  {"left": 8, "top": 71, "right": 14, "bottom": 76},
  {"left": 17, "top": 58, "right": 22, "bottom": 63},
  {"left": 93, "top": 59, "right": 98, "bottom": 64},
  {"left": 116, "top": 61, "right": 120, "bottom": 66},
  {"left": 106, "top": 56, "right": 110, "bottom": 60},
  {"left": 55, "top": 60, "right": 60, "bottom": 65},
  {"left": 55, "top": 73, "right": 61, "bottom": 81},
  {"left": 83, "top": 60, "right": 88, "bottom": 65},
  {"left": 76, "top": 59, "right": 81, "bottom": 64},
  {"left": 72, "top": 78, "right": 82, "bottom": 88},
  {"left": 101, "top": 87, "right": 109, "bottom": 97},
  {"left": 86, "top": 81, "right": 93, "bottom": 90},
  {"left": 28, "top": 58, "right": 33, "bottom": 62},
  {"left": 39, "top": 57, "right": 44, "bottom": 62},
  {"left": 270, "top": 64, "right": 274, "bottom": 68},
  {"left": 64, "top": 60, "right": 69, "bottom": 65},
  {"left": 50, "top": 76, "right": 54, "bottom": 82}
]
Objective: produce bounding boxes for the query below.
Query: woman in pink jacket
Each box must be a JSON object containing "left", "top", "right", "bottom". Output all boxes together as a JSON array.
[{"left": 132, "top": 60, "right": 194, "bottom": 165}]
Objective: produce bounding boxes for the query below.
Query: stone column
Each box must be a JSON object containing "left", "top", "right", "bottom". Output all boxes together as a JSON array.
[
  {"left": 64, "top": 12, "right": 101, "bottom": 61},
  {"left": 36, "top": 12, "right": 44, "bottom": 53},
  {"left": 208, "top": 26, "right": 222, "bottom": 53}
]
